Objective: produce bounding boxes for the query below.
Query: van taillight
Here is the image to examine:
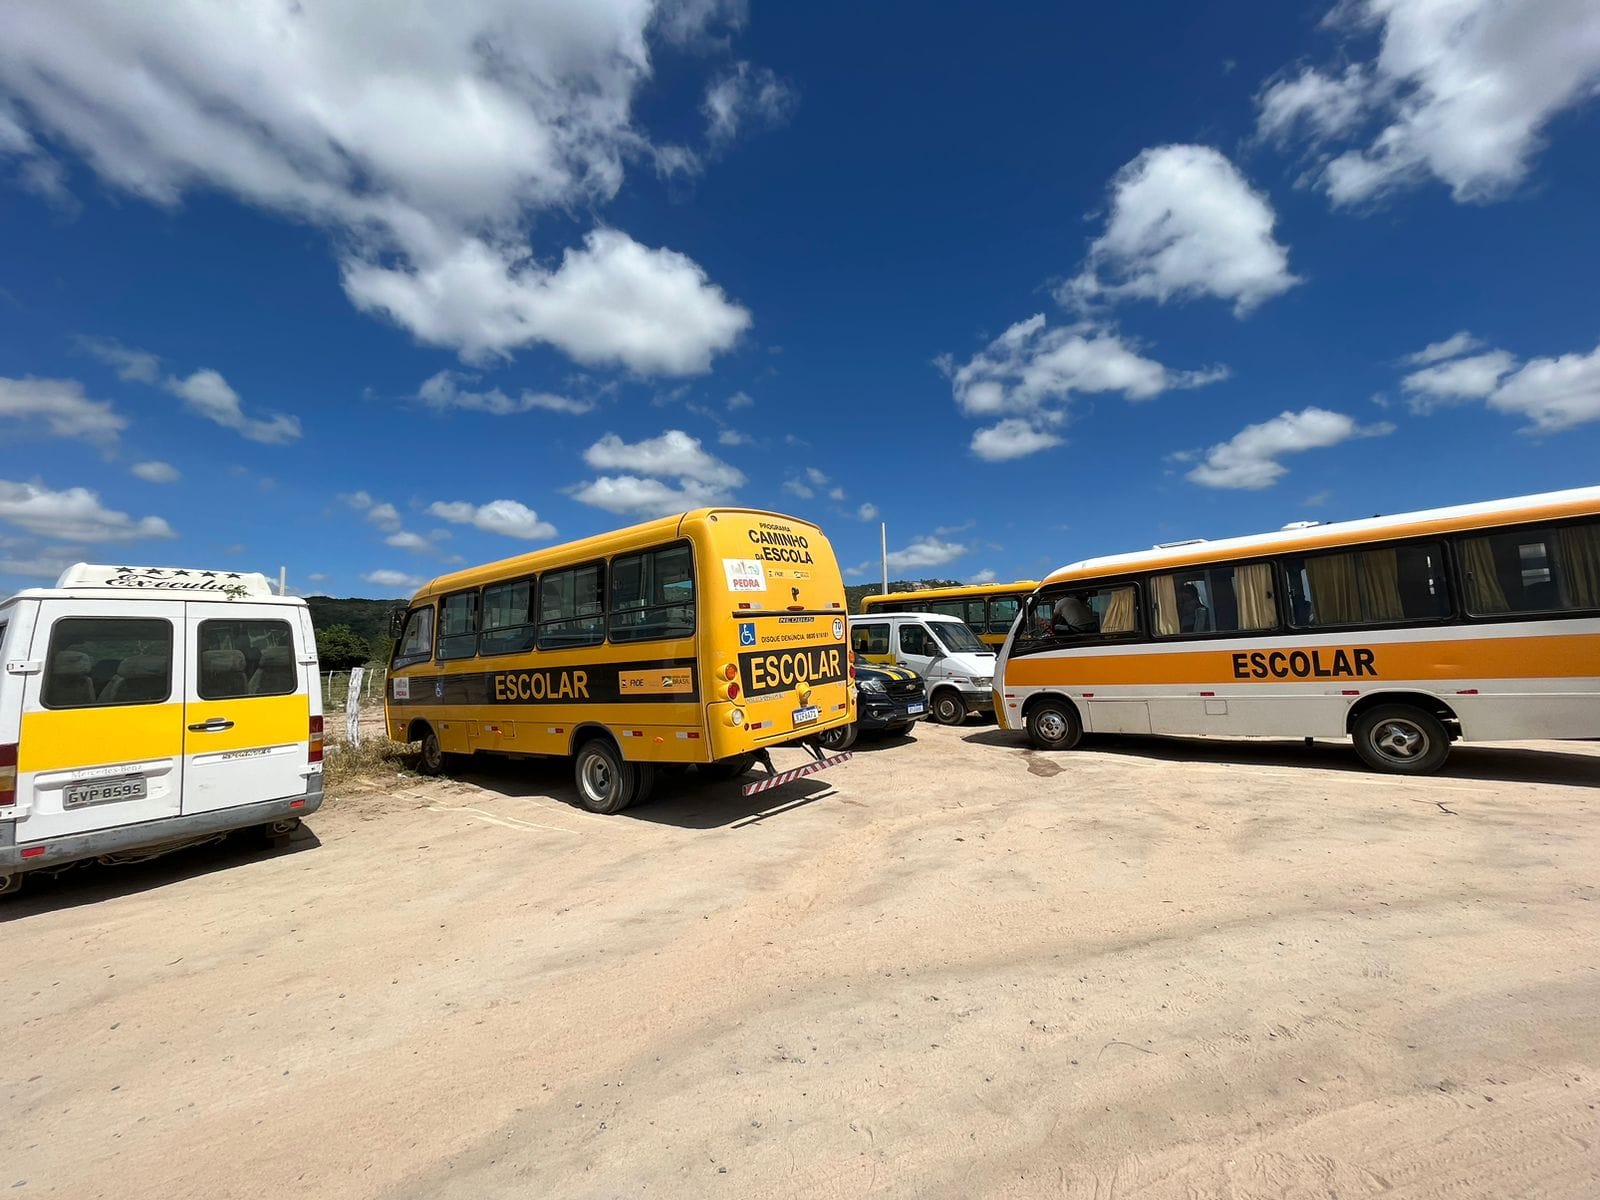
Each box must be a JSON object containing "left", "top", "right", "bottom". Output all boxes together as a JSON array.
[
  {"left": 0, "top": 742, "right": 16, "bottom": 808},
  {"left": 309, "top": 716, "right": 324, "bottom": 764}
]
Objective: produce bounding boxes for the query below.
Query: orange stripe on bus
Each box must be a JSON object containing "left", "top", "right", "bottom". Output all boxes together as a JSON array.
[{"left": 1004, "top": 633, "right": 1600, "bottom": 688}]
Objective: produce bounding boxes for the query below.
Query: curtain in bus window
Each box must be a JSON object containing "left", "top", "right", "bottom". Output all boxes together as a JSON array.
[
  {"left": 1359, "top": 548, "right": 1405, "bottom": 622},
  {"left": 1151, "top": 574, "right": 1180, "bottom": 636},
  {"left": 1305, "top": 554, "right": 1361, "bottom": 624},
  {"left": 1230, "top": 563, "right": 1273, "bottom": 629},
  {"left": 1459, "top": 536, "right": 1509, "bottom": 613},
  {"left": 1556, "top": 524, "right": 1600, "bottom": 608},
  {"left": 1100, "top": 587, "right": 1136, "bottom": 634}
]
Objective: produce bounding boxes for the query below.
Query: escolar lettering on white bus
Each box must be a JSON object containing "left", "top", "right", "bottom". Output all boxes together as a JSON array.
[{"left": 1230, "top": 648, "right": 1377, "bottom": 680}]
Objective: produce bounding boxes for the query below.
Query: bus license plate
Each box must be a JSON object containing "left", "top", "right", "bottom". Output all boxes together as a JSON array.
[
  {"left": 63, "top": 776, "right": 147, "bottom": 810},
  {"left": 791, "top": 705, "right": 820, "bottom": 727},
  {"left": 907, "top": 702, "right": 925, "bottom": 715}
]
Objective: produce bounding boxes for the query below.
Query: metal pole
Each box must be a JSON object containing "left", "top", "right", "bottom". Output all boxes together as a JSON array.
[
  {"left": 880, "top": 522, "right": 888, "bottom": 595},
  {"left": 278, "top": 566, "right": 287, "bottom": 596}
]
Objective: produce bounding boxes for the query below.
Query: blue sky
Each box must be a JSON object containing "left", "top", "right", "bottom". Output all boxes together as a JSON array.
[{"left": 2, "top": 1, "right": 1598, "bottom": 597}]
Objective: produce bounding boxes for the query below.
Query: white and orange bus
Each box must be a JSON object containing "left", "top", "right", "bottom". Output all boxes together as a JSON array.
[
  {"left": 385, "top": 508, "right": 856, "bottom": 811},
  {"left": 995, "top": 487, "right": 1600, "bottom": 774}
]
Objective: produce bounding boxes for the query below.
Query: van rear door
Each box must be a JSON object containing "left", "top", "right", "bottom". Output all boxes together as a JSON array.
[
  {"left": 182, "top": 602, "right": 310, "bottom": 815},
  {"left": 15, "top": 599, "right": 186, "bottom": 841}
]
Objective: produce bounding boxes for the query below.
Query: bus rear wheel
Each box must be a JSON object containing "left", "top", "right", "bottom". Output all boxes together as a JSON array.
[
  {"left": 574, "top": 738, "right": 639, "bottom": 814},
  {"left": 1352, "top": 704, "right": 1450, "bottom": 775},
  {"left": 1026, "top": 699, "right": 1082, "bottom": 751}
]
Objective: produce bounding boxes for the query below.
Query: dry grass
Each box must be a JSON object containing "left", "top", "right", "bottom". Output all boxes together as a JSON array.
[{"left": 321, "top": 735, "right": 417, "bottom": 796}]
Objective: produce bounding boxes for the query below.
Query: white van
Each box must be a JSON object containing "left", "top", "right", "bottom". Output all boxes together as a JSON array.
[
  {"left": 0, "top": 564, "right": 323, "bottom": 896},
  {"left": 849, "top": 612, "right": 997, "bottom": 725}
]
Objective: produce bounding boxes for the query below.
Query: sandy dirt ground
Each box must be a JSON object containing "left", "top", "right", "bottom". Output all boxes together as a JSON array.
[{"left": 3, "top": 723, "right": 1599, "bottom": 1199}]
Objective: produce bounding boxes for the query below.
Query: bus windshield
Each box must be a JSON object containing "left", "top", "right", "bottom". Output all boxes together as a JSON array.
[{"left": 930, "top": 621, "right": 985, "bottom": 654}]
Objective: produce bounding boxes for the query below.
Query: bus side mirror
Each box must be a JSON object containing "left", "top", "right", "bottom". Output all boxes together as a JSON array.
[{"left": 388, "top": 608, "right": 408, "bottom": 640}]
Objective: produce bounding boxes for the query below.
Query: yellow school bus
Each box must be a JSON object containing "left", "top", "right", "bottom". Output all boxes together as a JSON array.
[
  {"left": 860, "top": 581, "right": 1039, "bottom": 647},
  {"left": 995, "top": 486, "right": 1600, "bottom": 774},
  {"left": 385, "top": 509, "right": 855, "bottom": 812}
]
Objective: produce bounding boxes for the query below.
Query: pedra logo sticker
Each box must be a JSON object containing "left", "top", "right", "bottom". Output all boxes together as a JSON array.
[
  {"left": 1230, "top": 648, "right": 1377, "bottom": 680},
  {"left": 724, "top": 558, "right": 767, "bottom": 593}
]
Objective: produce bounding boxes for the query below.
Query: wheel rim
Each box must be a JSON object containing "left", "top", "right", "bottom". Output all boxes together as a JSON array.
[
  {"left": 937, "top": 695, "right": 960, "bottom": 722},
  {"left": 423, "top": 736, "right": 441, "bottom": 770},
  {"left": 1370, "top": 717, "right": 1428, "bottom": 763},
  {"left": 581, "top": 753, "right": 614, "bottom": 803},
  {"left": 1035, "top": 709, "right": 1068, "bottom": 742},
  {"left": 820, "top": 727, "right": 844, "bottom": 748}
]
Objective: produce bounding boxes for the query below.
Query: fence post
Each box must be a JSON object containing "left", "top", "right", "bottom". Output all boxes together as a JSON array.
[{"left": 346, "top": 667, "right": 364, "bottom": 747}]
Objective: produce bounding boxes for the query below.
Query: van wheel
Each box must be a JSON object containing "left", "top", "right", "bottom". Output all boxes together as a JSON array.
[
  {"left": 702, "top": 754, "right": 757, "bottom": 781},
  {"left": 1353, "top": 704, "right": 1450, "bottom": 775},
  {"left": 1026, "top": 700, "right": 1082, "bottom": 751},
  {"left": 0, "top": 873, "right": 21, "bottom": 898},
  {"left": 930, "top": 689, "right": 967, "bottom": 725},
  {"left": 417, "top": 727, "right": 448, "bottom": 776},
  {"left": 817, "top": 722, "right": 858, "bottom": 752},
  {"left": 574, "top": 738, "right": 637, "bottom": 814}
]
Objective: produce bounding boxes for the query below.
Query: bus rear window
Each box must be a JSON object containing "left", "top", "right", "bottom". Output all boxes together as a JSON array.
[{"left": 1458, "top": 521, "right": 1600, "bottom": 615}]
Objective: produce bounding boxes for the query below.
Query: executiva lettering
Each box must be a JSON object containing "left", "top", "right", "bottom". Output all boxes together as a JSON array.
[
  {"left": 1230, "top": 648, "right": 1377, "bottom": 680},
  {"left": 747, "top": 527, "right": 814, "bottom": 564},
  {"left": 492, "top": 669, "right": 590, "bottom": 702},
  {"left": 739, "top": 644, "right": 846, "bottom": 695}
]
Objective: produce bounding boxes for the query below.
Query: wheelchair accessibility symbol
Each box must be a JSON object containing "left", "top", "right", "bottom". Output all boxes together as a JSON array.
[{"left": 739, "top": 621, "right": 757, "bottom": 647}]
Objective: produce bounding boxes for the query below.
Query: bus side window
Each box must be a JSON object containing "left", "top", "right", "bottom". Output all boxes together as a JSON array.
[
  {"left": 539, "top": 563, "right": 605, "bottom": 650},
  {"left": 987, "top": 596, "right": 1019, "bottom": 635},
  {"left": 437, "top": 591, "right": 479, "bottom": 660},
  {"left": 393, "top": 606, "right": 435, "bottom": 668},
  {"left": 480, "top": 578, "right": 536, "bottom": 655},
  {"left": 609, "top": 544, "right": 695, "bottom": 643}
]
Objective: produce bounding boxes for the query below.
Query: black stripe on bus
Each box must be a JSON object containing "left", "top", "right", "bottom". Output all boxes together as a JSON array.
[{"left": 391, "top": 658, "right": 700, "bottom": 706}]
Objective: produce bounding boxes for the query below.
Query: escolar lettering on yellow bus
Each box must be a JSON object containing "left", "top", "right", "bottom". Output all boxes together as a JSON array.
[
  {"left": 1230, "top": 648, "right": 1376, "bottom": 680},
  {"left": 741, "top": 646, "right": 844, "bottom": 694},
  {"left": 492, "top": 669, "right": 590, "bottom": 702}
]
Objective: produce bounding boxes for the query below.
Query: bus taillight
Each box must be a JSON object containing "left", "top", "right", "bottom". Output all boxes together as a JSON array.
[{"left": 0, "top": 742, "right": 16, "bottom": 808}]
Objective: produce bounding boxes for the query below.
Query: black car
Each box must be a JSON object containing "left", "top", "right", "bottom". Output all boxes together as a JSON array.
[{"left": 817, "top": 660, "right": 927, "bottom": 751}]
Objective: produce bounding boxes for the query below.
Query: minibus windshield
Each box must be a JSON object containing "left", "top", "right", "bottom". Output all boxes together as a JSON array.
[{"left": 930, "top": 621, "right": 985, "bottom": 654}]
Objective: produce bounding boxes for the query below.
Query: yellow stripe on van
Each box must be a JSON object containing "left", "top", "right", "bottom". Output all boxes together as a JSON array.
[
  {"left": 185, "top": 694, "right": 310, "bottom": 753},
  {"left": 20, "top": 704, "right": 185, "bottom": 772}
]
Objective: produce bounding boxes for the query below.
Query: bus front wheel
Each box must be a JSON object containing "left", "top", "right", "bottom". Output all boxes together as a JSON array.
[
  {"left": 1352, "top": 704, "right": 1450, "bottom": 775},
  {"left": 1026, "top": 700, "right": 1082, "bottom": 751},
  {"left": 574, "top": 738, "right": 639, "bottom": 814},
  {"left": 417, "top": 728, "right": 450, "bottom": 776}
]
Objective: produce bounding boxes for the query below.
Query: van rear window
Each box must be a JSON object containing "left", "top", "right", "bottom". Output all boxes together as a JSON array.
[
  {"left": 198, "top": 619, "right": 297, "bottom": 699},
  {"left": 43, "top": 617, "right": 174, "bottom": 709}
]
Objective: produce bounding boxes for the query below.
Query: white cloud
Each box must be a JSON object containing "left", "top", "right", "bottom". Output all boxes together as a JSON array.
[
  {"left": 580, "top": 429, "right": 745, "bottom": 494},
  {"left": 341, "top": 491, "right": 375, "bottom": 511},
  {"left": 1261, "top": 0, "right": 1600, "bottom": 205},
  {"left": 365, "top": 503, "right": 402, "bottom": 532},
  {"left": 1405, "top": 331, "right": 1485, "bottom": 366},
  {"left": 827, "top": 486, "right": 845, "bottom": 502},
  {"left": 1066, "top": 145, "right": 1301, "bottom": 316},
  {"left": 165, "top": 369, "right": 301, "bottom": 444},
  {"left": 782, "top": 479, "right": 814, "bottom": 500},
  {"left": 0, "top": 376, "right": 126, "bottom": 445},
  {"left": 857, "top": 502, "right": 879, "bottom": 522},
  {"left": 1186, "top": 408, "right": 1394, "bottom": 490},
  {"left": 0, "top": 548, "right": 81, "bottom": 582},
  {"left": 1488, "top": 342, "right": 1600, "bottom": 432},
  {"left": 704, "top": 61, "right": 796, "bottom": 142},
  {"left": 76, "top": 336, "right": 161, "bottom": 384},
  {"left": 885, "top": 536, "right": 967, "bottom": 574},
  {"left": 1402, "top": 350, "right": 1516, "bottom": 410},
  {"left": 361, "top": 569, "right": 423, "bottom": 593},
  {"left": 727, "top": 391, "right": 755, "bottom": 410},
  {"left": 567, "top": 474, "right": 731, "bottom": 517},
  {"left": 131, "top": 460, "right": 179, "bottom": 483},
  {"left": 1256, "top": 65, "right": 1373, "bottom": 144},
  {"left": 427, "top": 498, "right": 556, "bottom": 540},
  {"left": 0, "top": 479, "right": 176, "bottom": 541},
  {"left": 717, "top": 429, "right": 751, "bottom": 446},
  {"left": 804, "top": 466, "right": 829, "bottom": 486},
  {"left": 418, "top": 370, "right": 592, "bottom": 416},
  {"left": 968, "top": 568, "right": 998, "bottom": 585},
  {"left": 941, "top": 314, "right": 1227, "bottom": 460},
  {"left": 307, "top": 572, "right": 329, "bottom": 583},
  {"left": 347, "top": 229, "right": 751, "bottom": 373},
  {"left": 971, "top": 418, "right": 1064, "bottom": 462},
  {"left": 0, "top": 2, "right": 755, "bottom": 373},
  {"left": 384, "top": 530, "right": 431, "bottom": 552}
]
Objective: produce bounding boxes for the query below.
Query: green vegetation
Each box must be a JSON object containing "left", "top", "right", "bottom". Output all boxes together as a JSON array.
[{"left": 306, "top": 596, "right": 398, "bottom": 665}]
